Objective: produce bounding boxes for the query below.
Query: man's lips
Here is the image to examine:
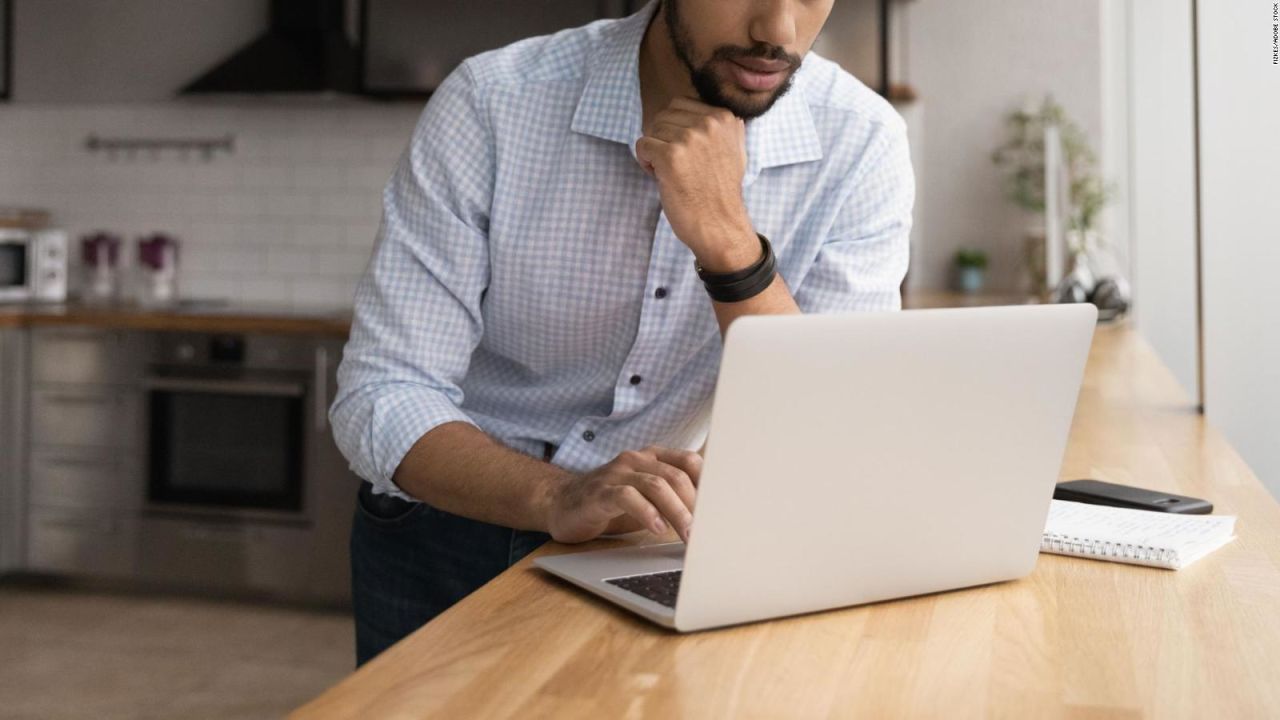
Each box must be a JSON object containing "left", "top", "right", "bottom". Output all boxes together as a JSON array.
[
  {"left": 725, "top": 58, "right": 791, "bottom": 92},
  {"left": 732, "top": 56, "right": 792, "bottom": 73}
]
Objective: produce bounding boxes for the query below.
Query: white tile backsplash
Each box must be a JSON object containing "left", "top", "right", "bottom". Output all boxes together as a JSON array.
[{"left": 0, "top": 101, "right": 422, "bottom": 308}]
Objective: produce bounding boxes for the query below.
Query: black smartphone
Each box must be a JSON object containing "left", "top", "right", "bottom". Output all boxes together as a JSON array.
[{"left": 1054, "top": 479, "right": 1213, "bottom": 514}]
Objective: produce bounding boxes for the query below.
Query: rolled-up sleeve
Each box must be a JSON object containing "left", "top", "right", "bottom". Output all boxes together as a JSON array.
[
  {"left": 330, "top": 61, "right": 494, "bottom": 499},
  {"left": 793, "top": 115, "right": 915, "bottom": 314}
]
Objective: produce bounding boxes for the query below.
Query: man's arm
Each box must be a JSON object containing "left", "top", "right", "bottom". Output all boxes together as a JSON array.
[
  {"left": 392, "top": 423, "right": 568, "bottom": 530},
  {"left": 705, "top": 274, "right": 800, "bottom": 338},
  {"left": 636, "top": 98, "right": 914, "bottom": 332},
  {"left": 636, "top": 97, "right": 799, "bottom": 337},
  {"left": 332, "top": 63, "right": 700, "bottom": 544},
  {"left": 394, "top": 423, "right": 701, "bottom": 543}
]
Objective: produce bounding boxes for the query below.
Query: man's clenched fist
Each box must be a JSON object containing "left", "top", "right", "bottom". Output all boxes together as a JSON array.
[
  {"left": 636, "top": 97, "right": 760, "bottom": 273},
  {"left": 545, "top": 446, "right": 702, "bottom": 544}
]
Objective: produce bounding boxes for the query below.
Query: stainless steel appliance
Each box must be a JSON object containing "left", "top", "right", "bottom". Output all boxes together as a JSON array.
[
  {"left": 135, "top": 331, "right": 354, "bottom": 603},
  {"left": 22, "top": 327, "right": 353, "bottom": 603},
  {"left": 146, "top": 334, "right": 309, "bottom": 518},
  {"left": 0, "top": 228, "right": 69, "bottom": 303}
]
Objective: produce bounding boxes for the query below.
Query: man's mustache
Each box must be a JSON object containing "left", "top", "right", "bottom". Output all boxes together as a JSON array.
[{"left": 711, "top": 44, "right": 802, "bottom": 71}]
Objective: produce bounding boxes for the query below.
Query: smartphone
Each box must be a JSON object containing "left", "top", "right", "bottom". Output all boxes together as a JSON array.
[{"left": 1054, "top": 479, "right": 1213, "bottom": 514}]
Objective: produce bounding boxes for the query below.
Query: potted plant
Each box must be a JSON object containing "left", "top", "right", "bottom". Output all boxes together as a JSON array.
[
  {"left": 991, "top": 96, "right": 1113, "bottom": 296},
  {"left": 953, "top": 248, "right": 988, "bottom": 294}
]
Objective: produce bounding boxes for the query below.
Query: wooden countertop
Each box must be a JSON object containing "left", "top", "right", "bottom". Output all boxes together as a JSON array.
[
  {"left": 292, "top": 319, "right": 1280, "bottom": 719},
  {"left": 0, "top": 300, "right": 351, "bottom": 336},
  {"left": 0, "top": 290, "right": 1016, "bottom": 336}
]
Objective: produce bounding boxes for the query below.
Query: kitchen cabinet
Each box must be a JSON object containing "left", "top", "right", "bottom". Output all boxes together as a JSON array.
[
  {"left": 5, "top": 316, "right": 354, "bottom": 603},
  {"left": 24, "top": 327, "right": 144, "bottom": 578},
  {"left": 0, "top": 327, "right": 28, "bottom": 573}
]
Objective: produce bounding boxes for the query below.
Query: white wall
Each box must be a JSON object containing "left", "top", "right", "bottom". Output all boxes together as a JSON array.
[
  {"left": 2, "top": 0, "right": 422, "bottom": 308},
  {"left": 1198, "top": 2, "right": 1280, "bottom": 498},
  {"left": 905, "top": 0, "right": 1104, "bottom": 292},
  {"left": 1115, "top": 0, "right": 1201, "bottom": 404},
  {"left": 0, "top": 103, "right": 419, "bottom": 307}
]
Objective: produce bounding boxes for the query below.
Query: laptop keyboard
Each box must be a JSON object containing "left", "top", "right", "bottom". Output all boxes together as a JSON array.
[{"left": 606, "top": 570, "right": 683, "bottom": 608}]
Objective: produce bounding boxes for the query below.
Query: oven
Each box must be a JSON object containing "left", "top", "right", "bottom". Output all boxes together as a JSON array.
[
  {"left": 143, "top": 333, "right": 326, "bottom": 522},
  {"left": 132, "top": 330, "right": 356, "bottom": 603}
]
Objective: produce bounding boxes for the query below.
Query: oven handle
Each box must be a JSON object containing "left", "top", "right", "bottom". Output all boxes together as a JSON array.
[
  {"left": 143, "top": 377, "right": 306, "bottom": 398},
  {"left": 314, "top": 345, "right": 329, "bottom": 432}
]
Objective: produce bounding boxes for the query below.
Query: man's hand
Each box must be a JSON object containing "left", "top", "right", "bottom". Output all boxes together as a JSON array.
[
  {"left": 636, "top": 98, "right": 760, "bottom": 273},
  {"left": 545, "top": 446, "right": 702, "bottom": 544}
]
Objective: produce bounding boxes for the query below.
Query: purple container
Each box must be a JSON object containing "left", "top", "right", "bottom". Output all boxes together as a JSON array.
[
  {"left": 80, "top": 232, "right": 121, "bottom": 268},
  {"left": 137, "top": 233, "right": 179, "bottom": 271}
]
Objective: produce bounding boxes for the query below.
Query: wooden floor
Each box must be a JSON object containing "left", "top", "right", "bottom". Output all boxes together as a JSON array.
[{"left": 0, "top": 579, "right": 352, "bottom": 720}]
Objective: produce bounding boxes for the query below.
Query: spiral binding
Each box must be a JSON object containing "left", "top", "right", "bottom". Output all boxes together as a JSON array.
[{"left": 1041, "top": 533, "right": 1180, "bottom": 567}]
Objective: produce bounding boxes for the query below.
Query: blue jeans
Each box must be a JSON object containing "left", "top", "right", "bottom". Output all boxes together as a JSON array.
[{"left": 350, "top": 480, "right": 551, "bottom": 666}]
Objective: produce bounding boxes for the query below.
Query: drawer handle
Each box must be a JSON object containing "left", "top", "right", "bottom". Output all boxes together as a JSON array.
[
  {"left": 40, "top": 394, "right": 114, "bottom": 406},
  {"left": 42, "top": 517, "right": 118, "bottom": 534},
  {"left": 144, "top": 377, "right": 305, "bottom": 398},
  {"left": 42, "top": 456, "right": 123, "bottom": 469}
]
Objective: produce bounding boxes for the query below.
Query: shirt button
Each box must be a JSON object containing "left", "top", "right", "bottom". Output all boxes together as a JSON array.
[
  {"left": 582, "top": 430, "right": 595, "bottom": 442},
  {"left": 654, "top": 287, "right": 668, "bottom": 299},
  {"left": 629, "top": 374, "right": 642, "bottom": 386}
]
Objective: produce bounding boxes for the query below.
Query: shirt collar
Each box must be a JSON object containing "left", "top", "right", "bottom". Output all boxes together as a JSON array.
[{"left": 571, "top": 0, "right": 823, "bottom": 181}]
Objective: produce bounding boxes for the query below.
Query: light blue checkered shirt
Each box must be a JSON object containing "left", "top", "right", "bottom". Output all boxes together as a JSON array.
[{"left": 332, "top": 1, "right": 914, "bottom": 500}]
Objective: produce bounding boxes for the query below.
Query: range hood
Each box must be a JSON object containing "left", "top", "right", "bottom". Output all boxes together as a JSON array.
[{"left": 181, "top": 0, "right": 359, "bottom": 95}]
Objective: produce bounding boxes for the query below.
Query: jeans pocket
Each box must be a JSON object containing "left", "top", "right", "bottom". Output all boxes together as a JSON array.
[{"left": 355, "top": 483, "right": 427, "bottom": 527}]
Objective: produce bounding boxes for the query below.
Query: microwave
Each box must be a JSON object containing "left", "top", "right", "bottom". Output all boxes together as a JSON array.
[{"left": 0, "top": 229, "right": 69, "bottom": 303}]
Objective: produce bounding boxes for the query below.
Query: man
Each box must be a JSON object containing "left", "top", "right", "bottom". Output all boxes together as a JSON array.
[{"left": 332, "top": 0, "right": 913, "bottom": 664}]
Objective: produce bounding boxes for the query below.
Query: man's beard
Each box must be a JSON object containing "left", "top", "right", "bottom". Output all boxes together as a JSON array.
[{"left": 663, "top": 0, "right": 803, "bottom": 120}]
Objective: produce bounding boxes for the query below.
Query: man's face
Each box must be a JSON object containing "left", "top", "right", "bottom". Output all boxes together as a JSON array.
[{"left": 664, "top": 0, "right": 834, "bottom": 120}]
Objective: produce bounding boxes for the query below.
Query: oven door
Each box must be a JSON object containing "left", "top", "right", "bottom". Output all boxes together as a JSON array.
[{"left": 145, "top": 375, "right": 306, "bottom": 516}]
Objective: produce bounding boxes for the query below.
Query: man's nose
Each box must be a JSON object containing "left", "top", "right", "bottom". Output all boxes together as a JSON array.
[{"left": 748, "top": 0, "right": 798, "bottom": 50}]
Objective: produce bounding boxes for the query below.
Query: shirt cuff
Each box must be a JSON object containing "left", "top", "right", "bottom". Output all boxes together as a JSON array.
[{"left": 366, "top": 388, "right": 479, "bottom": 501}]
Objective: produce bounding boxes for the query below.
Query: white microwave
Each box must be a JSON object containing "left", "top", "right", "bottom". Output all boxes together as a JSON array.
[{"left": 0, "top": 229, "right": 69, "bottom": 303}]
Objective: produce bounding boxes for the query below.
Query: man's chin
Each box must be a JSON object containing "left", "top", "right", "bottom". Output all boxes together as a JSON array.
[
  {"left": 690, "top": 63, "right": 796, "bottom": 120},
  {"left": 711, "top": 85, "right": 788, "bottom": 120},
  {"left": 700, "top": 63, "right": 796, "bottom": 120}
]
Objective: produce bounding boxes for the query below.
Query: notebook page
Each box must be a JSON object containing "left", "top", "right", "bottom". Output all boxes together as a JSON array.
[
  {"left": 1046, "top": 500, "right": 1237, "bottom": 548},
  {"left": 1044, "top": 500, "right": 1236, "bottom": 568}
]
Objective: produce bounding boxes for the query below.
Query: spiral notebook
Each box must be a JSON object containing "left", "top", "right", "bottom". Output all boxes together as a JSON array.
[{"left": 1041, "top": 500, "right": 1237, "bottom": 570}]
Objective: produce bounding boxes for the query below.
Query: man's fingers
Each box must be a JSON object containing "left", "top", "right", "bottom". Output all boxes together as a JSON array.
[
  {"left": 650, "top": 447, "right": 704, "bottom": 488},
  {"left": 649, "top": 108, "right": 705, "bottom": 129},
  {"left": 609, "top": 485, "right": 667, "bottom": 536},
  {"left": 669, "top": 97, "right": 741, "bottom": 126},
  {"left": 669, "top": 96, "right": 717, "bottom": 114},
  {"left": 635, "top": 136, "right": 667, "bottom": 176},
  {"left": 625, "top": 472, "right": 693, "bottom": 542},
  {"left": 647, "top": 121, "right": 689, "bottom": 145},
  {"left": 630, "top": 455, "right": 696, "bottom": 514}
]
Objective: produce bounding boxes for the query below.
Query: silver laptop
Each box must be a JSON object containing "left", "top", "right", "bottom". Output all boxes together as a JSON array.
[{"left": 535, "top": 304, "right": 1098, "bottom": 632}]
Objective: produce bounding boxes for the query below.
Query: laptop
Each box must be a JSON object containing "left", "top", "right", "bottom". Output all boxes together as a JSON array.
[{"left": 535, "top": 304, "right": 1098, "bottom": 632}]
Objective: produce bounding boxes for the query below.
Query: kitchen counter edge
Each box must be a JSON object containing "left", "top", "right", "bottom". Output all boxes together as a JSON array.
[{"left": 0, "top": 302, "right": 352, "bottom": 337}]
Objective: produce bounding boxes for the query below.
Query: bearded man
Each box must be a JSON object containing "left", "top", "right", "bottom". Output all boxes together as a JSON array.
[{"left": 332, "top": 0, "right": 914, "bottom": 665}]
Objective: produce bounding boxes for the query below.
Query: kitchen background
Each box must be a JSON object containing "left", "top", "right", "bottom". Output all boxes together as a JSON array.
[
  {"left": 0, "top": 0, "right": 1109, "bottom": 305},
  {"left": 7, "top": 0, "right": 1275, "bottom": 718},
  {"left": 0, "top": 103, "right": 412, "bottom": 306}
]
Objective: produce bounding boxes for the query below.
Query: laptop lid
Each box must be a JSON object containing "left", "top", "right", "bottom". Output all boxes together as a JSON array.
[{"left": 674, "top": 304, "right": 1097, "bottom": 631}]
